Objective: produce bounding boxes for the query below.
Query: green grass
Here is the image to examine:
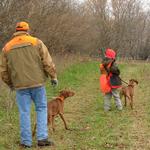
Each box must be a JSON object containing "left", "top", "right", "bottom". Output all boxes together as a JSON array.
[
  {"left": 0, "top": 61, "right": 150, "bottom": 149},
  {"left": 46, "top": 61, "right": 99, "bottom": 98}
]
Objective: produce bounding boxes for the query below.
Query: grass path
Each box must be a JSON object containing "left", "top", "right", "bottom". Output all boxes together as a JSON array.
[
  {"left": 49, "top": 62, "right": 150, "bottom": 150},
  {"left": 126, "top": 63, "right": 150, "bottom": 150},
  {"left": 1, "top": 61, "right": 150, "bottom": 150}
]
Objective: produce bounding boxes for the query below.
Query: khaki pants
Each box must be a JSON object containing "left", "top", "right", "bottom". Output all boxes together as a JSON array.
[{"left": 104, "top": 88, "right": 122, "bottom": 111}]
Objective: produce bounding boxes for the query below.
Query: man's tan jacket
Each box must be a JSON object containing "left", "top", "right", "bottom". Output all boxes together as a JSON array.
[{"left": 0, "top": 31, "right": 57, "bottom": 89}]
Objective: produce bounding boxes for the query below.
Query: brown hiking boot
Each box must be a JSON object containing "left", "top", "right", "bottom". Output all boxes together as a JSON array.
[{"left": 37, "top": 139, "right": 54, "bottom": 147}]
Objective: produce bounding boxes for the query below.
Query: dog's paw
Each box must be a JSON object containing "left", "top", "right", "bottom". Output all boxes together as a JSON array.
[{"left": 66, "top": 128, "right": 72, "bottom": 131}]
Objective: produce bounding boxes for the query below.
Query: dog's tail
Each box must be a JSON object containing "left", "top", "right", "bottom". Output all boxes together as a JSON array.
[{"left": 32, "top": 123, "right": 36, "bottom": 137}]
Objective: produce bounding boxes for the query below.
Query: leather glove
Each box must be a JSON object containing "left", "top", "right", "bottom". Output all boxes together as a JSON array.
[{"left": 51, "top": 79, "right": 58, "bottom": 86}]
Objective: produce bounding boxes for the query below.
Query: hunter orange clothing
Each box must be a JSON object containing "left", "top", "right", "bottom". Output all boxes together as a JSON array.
[
  {"left": 3, "top": 33, "right": 37, "bottom": 52},
  {"left": 99, "top": 57, "right": 122, "bottom": 94},
  {"left": 99, "top": 63, "right": 111, "bottom": 94},
  {"left": 0, "top": 31, "right": 57, "bottom": 89}
]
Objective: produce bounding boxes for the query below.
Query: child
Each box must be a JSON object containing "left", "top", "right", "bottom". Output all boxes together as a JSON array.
[{"left": 99, "top": 48, "right": 122, "bottom": 111}]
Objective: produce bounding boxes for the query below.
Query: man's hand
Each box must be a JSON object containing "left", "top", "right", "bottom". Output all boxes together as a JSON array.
[{"left": 51, "top": 79, "right": 58, "bottom": 86}]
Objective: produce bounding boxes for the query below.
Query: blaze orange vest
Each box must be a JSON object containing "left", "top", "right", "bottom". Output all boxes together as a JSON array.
[
  {"left": 99, "top": 62, "right": 112, "bottom": 94},
  {"left": 3, "top": 34, "right": 37, "bottom": 52}
]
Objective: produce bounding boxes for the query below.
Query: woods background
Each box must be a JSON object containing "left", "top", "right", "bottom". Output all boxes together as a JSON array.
[{"left": 0, "top": 0, "right": 149, "bottom": 59}]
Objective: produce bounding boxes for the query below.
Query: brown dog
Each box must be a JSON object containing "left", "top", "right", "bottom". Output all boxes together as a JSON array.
[
  {"left": 120, "top": 79, "right": 138, "bottom": 109},
  {"left": 33, "top": 90, "right": 75, "bottom": 136},
  {"left": 47, "top": 90, "right": 75, "bottom": 131}
]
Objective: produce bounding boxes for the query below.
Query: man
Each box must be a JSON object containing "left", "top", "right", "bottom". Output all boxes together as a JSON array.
[
  {"left": 0, "top": 21, "right": 58, "bottom": 148},
  {"left": 99, "top": 48, "right": 122, "bottom": 111}
]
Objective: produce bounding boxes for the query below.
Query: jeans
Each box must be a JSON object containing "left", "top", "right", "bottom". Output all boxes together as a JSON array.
[
  {"left": 104, "top": 88, "right": 122, "bottom": 111},
  {"left": 16, "top": 86, "right": 48, "bottom": 146}
]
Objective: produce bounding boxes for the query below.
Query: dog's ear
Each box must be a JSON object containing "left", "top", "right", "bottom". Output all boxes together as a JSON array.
[
  {"left": 129, "top": 79, "right": 133, "bottom": 84},
  {"left": 133, "top": 79, "right": 138, "bottom": 84},
  {"left": 130, "top": 79, "right": 138, "bottom": 84}
]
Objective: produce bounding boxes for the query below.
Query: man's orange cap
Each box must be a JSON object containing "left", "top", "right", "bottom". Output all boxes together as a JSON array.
[{"left": 16, "top": 21, "right": 29, "bottom": 31}]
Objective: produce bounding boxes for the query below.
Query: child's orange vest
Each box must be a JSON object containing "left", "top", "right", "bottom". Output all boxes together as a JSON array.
[{"left": 99, "top": 63, "right": 112, "bottom": 94}]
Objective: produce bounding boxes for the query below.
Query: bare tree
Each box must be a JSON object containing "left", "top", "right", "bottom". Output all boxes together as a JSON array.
[{"left": 0, "top": 0, "right": 149, "bottom": 59}]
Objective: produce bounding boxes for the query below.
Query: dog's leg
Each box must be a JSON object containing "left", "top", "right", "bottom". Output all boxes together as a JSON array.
[
  {"left": 124, "top": 96, "right": 127, "bottom": 107},
  {"left": 59, "top": 113, "right": 70, "bottom": 130},
  {"left": 51, "top": 116, "right": 55, "bottom": 132},
  {"left": 47, "top": 116, "right": 52, "bottom": 132},
  {"left": 130, "top": 96, "right": 133, "bottom": 109}
]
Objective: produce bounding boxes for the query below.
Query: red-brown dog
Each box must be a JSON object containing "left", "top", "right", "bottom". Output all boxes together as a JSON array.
[
  {"left": 120, "top": 79, "right": 138, "bottom": 109},
  {"left": 33, "top": 90, "right": 75, "bottom": 136}
]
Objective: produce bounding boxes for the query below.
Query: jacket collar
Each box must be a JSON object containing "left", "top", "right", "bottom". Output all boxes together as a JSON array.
[{"left": 13, "top": 31, "right": 29, "bottom": 37}]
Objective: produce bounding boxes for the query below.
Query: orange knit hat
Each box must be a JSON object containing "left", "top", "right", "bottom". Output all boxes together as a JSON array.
[{"left": 105, "top": 48, "right": 116, "bottom": 59}]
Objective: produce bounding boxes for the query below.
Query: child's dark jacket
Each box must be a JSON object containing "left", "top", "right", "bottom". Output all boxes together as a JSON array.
[{"left": 102, "top": 58, "right": 122, "bottom": 88}]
